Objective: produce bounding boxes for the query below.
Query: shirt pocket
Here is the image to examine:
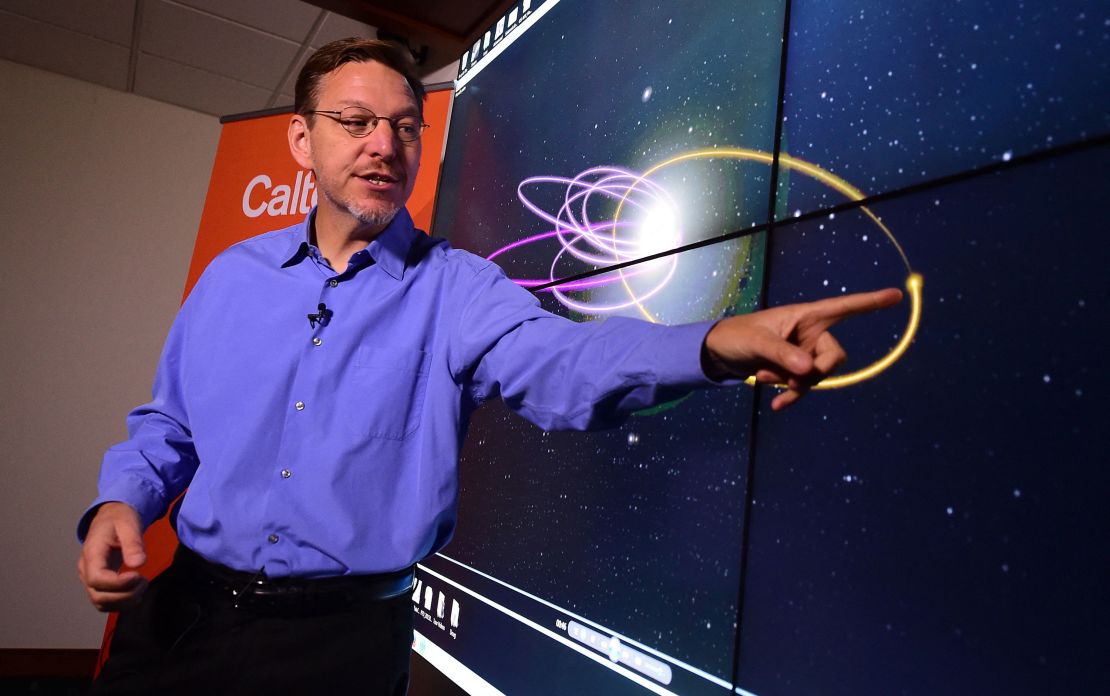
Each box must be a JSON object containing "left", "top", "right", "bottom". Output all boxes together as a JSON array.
[{"left": 346, "top": 345, "right": 431, "bottom": 440}]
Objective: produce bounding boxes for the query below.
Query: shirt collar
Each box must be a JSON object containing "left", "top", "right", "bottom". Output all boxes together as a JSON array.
[
  {"left": 367, "top": 208, "right": 417, "bottom": 281},
  {"left": 280, "top": 209, "right": 316, "bottom": 268},
  {"left": 279, "top": 207, "right": 418, "bottom": 281}
]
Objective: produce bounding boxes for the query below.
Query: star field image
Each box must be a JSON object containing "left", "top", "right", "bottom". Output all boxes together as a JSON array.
[
  {"left": 437, "top": 0, "right": 785, "bottom": 261},
  {"left": 435, "top": 1, "right": 785, "bottom": 680},
  {"left": 740, "top": 144, "right": 1109, "bottom": 695},
  {"left": 778, "top": 0, "right": 1110, "bottom": 217},
  {"left": 428, "top": 0, "right": 1110, "bottom": 693}
]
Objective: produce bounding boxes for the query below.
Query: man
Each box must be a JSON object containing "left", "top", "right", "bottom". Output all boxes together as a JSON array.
[{"left": 78, "top": 38, "right": 900, "bottom": 694}]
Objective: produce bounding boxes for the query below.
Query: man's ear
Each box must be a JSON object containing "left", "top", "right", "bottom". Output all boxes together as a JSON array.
[{"left": 288, "top": 114, "right": 314, "bottom": 169}]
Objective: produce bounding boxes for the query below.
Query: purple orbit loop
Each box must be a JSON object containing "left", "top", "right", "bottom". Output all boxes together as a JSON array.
[{"left": 490, "top": 166, "right": 683, "bottom": 314}]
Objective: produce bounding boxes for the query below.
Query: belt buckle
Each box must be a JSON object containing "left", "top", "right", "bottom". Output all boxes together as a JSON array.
[{"left": 232, "top": 577, "right": 271, "bottom": 610}]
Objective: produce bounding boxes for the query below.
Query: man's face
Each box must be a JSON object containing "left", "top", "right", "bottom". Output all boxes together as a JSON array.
[{"left": 290, "top": 60, "right": 422, "bottom": 231}]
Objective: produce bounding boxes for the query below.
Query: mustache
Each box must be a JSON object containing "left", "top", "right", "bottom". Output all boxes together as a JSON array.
[{"left": 356, "top": 169, "right": 402, "bottom": 182}]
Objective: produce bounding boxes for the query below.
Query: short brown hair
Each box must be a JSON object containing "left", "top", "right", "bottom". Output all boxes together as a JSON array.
[{"left": 294, "top": 38, "right": 426, "bottom": 118}]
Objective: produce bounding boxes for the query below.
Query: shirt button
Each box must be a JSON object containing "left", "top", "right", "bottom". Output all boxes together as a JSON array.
[
  {"left": 295, "top": 401, "right": 305, "bottom": 411},
  {"left": 267, "top": 534, "right": 279, "bottom": 544},
  {"left": 312, "top": 337, "right": 322, "bottom": 346},
  {"left": 281, "top": 469, "right": 292, "bottom": 479},
  {"left": 329, "top": 279, "right": 339, "bottom": 287}
]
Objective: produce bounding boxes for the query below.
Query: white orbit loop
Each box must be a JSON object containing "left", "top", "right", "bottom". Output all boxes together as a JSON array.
[{"left": 516, "top": 167, "right": 683, "bottom": 314}]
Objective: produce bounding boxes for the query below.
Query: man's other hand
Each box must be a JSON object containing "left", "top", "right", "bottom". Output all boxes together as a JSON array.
[
  {"left": 702, "top": 288, "right": 903, "bottom": 411},
  {"left": 77, "top": 502, "right": 149, "bottom": 612}
]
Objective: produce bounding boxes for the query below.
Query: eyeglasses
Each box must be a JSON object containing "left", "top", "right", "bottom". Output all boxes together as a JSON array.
[{"left": 310, "top": 106, "right": 428, "bottom": 142}]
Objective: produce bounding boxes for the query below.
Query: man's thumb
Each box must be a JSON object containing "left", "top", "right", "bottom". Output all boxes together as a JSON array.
[{"left": 118, "top": 518, "right": 147, "bottom": 568}]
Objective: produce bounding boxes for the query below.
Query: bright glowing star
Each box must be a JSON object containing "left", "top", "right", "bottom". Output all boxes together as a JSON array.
[
  {"left": 634, "top": 202, "right": 680, "bottom": 257},
  {"left": 641, "top": 86, "right": 653, "bottom": 102},
  {"left": 505, "top": 167, "right": 683, "bottom": 313},
  {"left": 490, "top": 147, "right": 924, "bottom": 390}
]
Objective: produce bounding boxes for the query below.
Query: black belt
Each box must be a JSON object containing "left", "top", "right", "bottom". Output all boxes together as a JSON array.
[{"left": 174, "top": 544, "right": 415, "bottom": 615}]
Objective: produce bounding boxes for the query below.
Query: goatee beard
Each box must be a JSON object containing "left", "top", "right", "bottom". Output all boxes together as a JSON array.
[
  {"left": 321, "top": 185, "right": 401, "bottom": 229},
  {"left": 349, "top": 203, "right": 400, "bottom": 228}
]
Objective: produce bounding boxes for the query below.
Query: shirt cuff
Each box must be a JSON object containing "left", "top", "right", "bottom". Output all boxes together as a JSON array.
[
  {"left": 76, "top": 478, "right": 164, "bottom": 542},
  {"left": 658, "top": 319, "right": 748, "bottom": 388}
]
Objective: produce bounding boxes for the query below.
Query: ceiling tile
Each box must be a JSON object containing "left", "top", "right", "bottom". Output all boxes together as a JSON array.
[
  {"left": 0, "top": 0, "right": 135, "bottom": 45},
  {"left": 142, "top": 0, "right": 299, "bottom": 89},
  {"left": 174, "top": 0, "right": 322, "bottom": 42},
  {"left": 134, "top": 53, "right": 272, "bottom": 117},
  {"left": 276, "top": 59, "right": 302, "bottom": 99},
  {"left": 311, "top": 11, "right": 376, "bottom": 47},
  {"left": 0, "top": 11, "right": 128, "bottom": 91}
]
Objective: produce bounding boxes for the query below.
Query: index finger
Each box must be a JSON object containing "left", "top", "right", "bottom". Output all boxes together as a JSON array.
[{"left": 808, "top": 287, "right": 903, "bottom": 324}]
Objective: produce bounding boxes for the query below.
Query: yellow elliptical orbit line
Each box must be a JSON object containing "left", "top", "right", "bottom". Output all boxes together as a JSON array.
[{"left": 611, "top": 148, "right": 922, "bottom": 390}]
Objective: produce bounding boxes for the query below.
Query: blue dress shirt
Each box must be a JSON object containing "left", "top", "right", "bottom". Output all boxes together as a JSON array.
[{"left": 79, "top": 209, "right": 720, "bottom": 577}]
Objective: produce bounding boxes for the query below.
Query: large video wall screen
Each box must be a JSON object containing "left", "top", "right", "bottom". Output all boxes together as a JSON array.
[{"left": 418, "top": 1, "right": 1110, "bottom": 694}]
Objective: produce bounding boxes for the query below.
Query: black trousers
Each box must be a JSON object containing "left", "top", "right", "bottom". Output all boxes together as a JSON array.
[{"left": 91, "top": 552, "right": 414, "bottom": 696}]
